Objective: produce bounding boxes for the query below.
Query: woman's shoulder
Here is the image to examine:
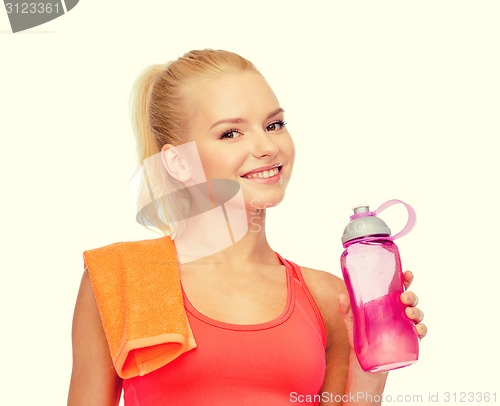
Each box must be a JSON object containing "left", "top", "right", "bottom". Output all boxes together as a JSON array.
[
  {"left": 84, "top": 235, "right": 172, "bottom": 254},
  {"left": 83, "top": 236, "right": 175, "bottom": 275},
  {"left": 297, "top": 266, "right": 347, "bottom": 343},
  {"left": 297, "top": 266, "right": 351, "bottom": 391},
  {"left": 299, "top": 266, "right": 346, "bottom": 304}
]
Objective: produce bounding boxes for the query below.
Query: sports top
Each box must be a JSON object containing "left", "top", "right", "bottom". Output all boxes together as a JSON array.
[{"left": 122, "top": 253, "right": 327, "bottom": 405}]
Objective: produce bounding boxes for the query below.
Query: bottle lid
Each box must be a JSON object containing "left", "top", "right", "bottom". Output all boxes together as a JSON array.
[{"left": 341, "top": 204, "right": 391, "bottom": 244}]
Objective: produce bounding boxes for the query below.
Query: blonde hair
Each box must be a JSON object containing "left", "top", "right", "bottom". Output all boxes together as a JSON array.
[
  {"left": 129, "top": 49, "right": 259, "bottom": 235},
  {"left": 130, "top": 49, "right": 258, "bottom": 163}
]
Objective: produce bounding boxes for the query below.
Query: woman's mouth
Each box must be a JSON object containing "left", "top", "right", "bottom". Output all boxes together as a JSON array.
[{"left": 241, "top": 164, "right": 283, "bottom": 183}]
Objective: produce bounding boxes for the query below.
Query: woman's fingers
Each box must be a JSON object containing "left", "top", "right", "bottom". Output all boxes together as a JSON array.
[
  {"left": 403, "top": 270, "right": 414, "bottom": 290},
  {"left": 415, "top": 323, "right": 428, "bottom": 339},
  {"left": 405, "top": 306, "right": 424, "bottom": 323},
  {"left": 401, "top": 288, "right": 428, "bottom": 340},
  {"left": 401, "top": 290, "right": 419, "bottom": 306}
]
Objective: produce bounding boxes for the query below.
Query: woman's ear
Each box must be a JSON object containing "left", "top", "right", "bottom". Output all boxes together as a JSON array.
[{"left": 160, "top": 144, "right": 192, "bottom": 183}]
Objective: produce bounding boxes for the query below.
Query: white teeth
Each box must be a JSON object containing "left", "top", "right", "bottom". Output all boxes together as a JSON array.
[{"left": 245, "top": 167, "right": 280, "bottom": 179}]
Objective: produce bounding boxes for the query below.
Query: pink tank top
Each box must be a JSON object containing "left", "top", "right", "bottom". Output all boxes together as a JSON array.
[{"left": 122, "top": 254, "right": 327, "bottom": 405}]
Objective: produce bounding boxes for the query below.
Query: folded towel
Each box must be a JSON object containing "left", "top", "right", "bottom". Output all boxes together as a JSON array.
[{"left": 83, "top": 236, "right": 197, "bottom": 379}]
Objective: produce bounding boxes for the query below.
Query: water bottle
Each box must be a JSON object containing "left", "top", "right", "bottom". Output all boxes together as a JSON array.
[{"left": 340, "top": 199, "right": 419, "bottom": 372}]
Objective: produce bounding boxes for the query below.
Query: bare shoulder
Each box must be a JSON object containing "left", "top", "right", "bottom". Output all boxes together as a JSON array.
[
  {"left": 298, "top": 266, "right": 349, "bottom": 353},
  {"left": 299, "top": 266, "right": 351, "bottom": 395},
  {"left": 299, "top": 266, "right": 346, "bottom": 311}
]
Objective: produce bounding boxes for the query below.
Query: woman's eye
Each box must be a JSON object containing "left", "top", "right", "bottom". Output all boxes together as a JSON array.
[
  {"left": 266, "top": 120, "right": 287, "bottom": 132},
  {"left": 219, "top": 129, "right": 242, "bottom": 139}
]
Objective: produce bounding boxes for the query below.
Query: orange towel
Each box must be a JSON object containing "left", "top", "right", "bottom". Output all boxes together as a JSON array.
[{"left": 83, "top": 236, "right": 197, "bottom": 379}]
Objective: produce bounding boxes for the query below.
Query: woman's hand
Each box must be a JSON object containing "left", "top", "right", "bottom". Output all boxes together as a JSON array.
[
  {"left": 338, "top": 270, "right": 427, "bottom": 349},
  {"left": 401, "top": 270, "right": 427, "bottom": 340}
]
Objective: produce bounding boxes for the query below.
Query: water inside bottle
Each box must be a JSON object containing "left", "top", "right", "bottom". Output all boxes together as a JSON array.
[
  {"left": 341, "top": 240, "right": 419, "bottom": 372},
  {"left": 356, "top": 291, "right": 419, "bottom": 372}
]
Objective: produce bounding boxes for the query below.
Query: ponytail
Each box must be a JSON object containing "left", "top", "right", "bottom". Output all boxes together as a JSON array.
[{"left": 129, "top": 64, "right": 167, "bottom": 164}]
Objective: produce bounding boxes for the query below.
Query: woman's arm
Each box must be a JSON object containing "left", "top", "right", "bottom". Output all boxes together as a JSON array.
[
  {"left": 68, "top": 270, "right": 122, "bottom": 406},
  {"left": 335, "top": 290, "right": 389, "bottom": 406},
  {"left": 302, "top": 268, "right": 426, "bottom": 406},
  {"left": 300, "top": 268, "right": 351, "bottom": 403},
  {"left": 303, "top": 268, "right": 385, "bottom": 405}
]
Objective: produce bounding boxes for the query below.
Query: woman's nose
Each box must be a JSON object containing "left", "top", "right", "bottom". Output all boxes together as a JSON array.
[{"left": 251, "top": 131, "right": 279, "bottom": 158}]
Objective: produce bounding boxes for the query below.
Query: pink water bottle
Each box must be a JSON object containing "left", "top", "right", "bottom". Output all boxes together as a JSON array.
[{"left": 340, "top": 199, "right": 419, "bottom": 372}]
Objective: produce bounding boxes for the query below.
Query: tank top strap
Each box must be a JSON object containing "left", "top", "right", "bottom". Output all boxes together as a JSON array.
[
  {"left": 276, "top": 252, "right": 305, "bottom": 284},
  {"left": 275, "top": 252, "right": 327, "bottom": 348}
]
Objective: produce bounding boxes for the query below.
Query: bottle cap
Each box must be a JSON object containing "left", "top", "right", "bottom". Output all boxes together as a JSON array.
[{"left": 341, "top": 204, "right": 391, "bottom": 244}]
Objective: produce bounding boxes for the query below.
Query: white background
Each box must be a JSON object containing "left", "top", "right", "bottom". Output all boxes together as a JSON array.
[{"left": 1, "top": 1, "right": 499, "bottom": 404}]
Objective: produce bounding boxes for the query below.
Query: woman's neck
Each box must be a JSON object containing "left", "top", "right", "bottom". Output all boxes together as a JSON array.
[{"left": 173, "top": 207, "right": 278, "bottom": 267}]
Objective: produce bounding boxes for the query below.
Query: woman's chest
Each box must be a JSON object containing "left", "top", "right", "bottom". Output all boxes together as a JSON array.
[
  {"left": 123, "top": 302, "right": 326, "bottom": 405},
  {"left": 180, "top": 266, "right": 288, "bottom": 324}
]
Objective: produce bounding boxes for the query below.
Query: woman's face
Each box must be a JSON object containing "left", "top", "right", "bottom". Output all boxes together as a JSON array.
[{"left": 186, "top": 71, "right": 295, "bottom": 211}]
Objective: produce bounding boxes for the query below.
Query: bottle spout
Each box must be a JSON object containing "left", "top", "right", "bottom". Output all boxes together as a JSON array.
[
  {"left": 353, "top": 205, "right": 370, "bottom": 215},
  {"left": 350, "top": 205, "right": 375, "bottom": 220}
]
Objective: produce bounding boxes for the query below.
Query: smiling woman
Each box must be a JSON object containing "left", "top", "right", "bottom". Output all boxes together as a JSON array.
[
  {"left": 67, "top": 49, "right": 427, "bottom": 406},
  {"left": 185, "top": 71, "right": 294, "bottom": 210}
]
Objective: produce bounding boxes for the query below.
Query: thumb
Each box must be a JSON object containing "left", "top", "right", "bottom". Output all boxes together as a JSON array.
[
  {"left": 338, "top": 293, "right": 354, "bottom": 348},
  {"left": 338, "top": 293, "right": 352, "bottom": 319}
]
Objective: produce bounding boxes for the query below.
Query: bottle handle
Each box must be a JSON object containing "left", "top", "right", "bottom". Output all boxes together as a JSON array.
[{"left": 374, "top": 199, "right": 416, "bottom": 240}]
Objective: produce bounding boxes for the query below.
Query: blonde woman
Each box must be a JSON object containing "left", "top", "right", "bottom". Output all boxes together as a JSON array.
[{"left": 68, "top": 49, "right": 426, "bottom": 405}]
